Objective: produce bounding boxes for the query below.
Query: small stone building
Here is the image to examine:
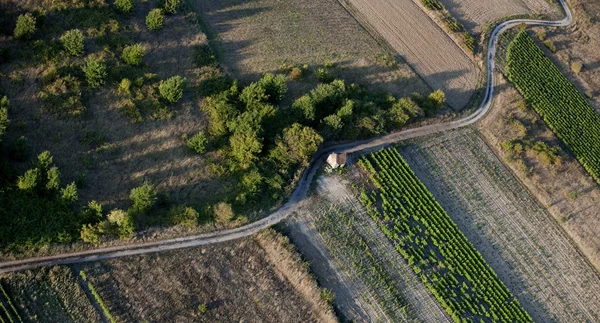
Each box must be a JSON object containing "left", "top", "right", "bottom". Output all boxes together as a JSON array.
[{"left": 327, "top": 152, "right": 347, "bottom": 169}]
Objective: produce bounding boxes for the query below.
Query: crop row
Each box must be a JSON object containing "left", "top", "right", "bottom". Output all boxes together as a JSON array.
[
  {"left": 358, "top": 148, "right": 532, "bottom": 323},
  {"left": 0, "top": 282, "right": 22, "bottom": 323},
  {"left": 506, "top": 31, "right": 600, "bottom": 184},
  {"left": 79, "top": 271, "right": 116, "bottom": 323}
]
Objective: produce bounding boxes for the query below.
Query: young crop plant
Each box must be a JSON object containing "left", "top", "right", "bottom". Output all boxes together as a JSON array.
[
  {"left": 358, "top": 148, "right": 533, "bottom": 323},
  {"left": 61, "top": 29, "right": 85, "bottom": 56},
  {"left": 146, "top": 8, "right": 164, "bottom": 31},
  {"left": 14, "top": 13, "right": 36, "bottom": 40},
  {"left": 121, "top": 44, "right": 145, "bottom": 66},
  {"left": 506, "top": 31, "right": 600, "bottom": 184}
]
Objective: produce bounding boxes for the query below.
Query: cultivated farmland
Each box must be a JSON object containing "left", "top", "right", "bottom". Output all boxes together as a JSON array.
[
  {"left": 342, "top": 0, "right": 479, "bottom": 108},
  {"left": 78, "top": 233, "right": 336, "bottom": 322},
  {"left": 189, "top": 0, "right": 429, "bottom": 99},
  {"left": 400, "top": 128, "right": 600, "bottom": 322}
]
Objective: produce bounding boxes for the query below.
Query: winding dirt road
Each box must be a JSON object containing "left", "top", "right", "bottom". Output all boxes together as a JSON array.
[{"left": 0, "top": 1, "right": 573, "bottom": 274}]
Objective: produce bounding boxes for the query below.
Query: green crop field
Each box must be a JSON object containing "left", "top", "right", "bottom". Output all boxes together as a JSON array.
[
  {"left": 358, "top": 148, "right": 532, "bottom": 323},
  {"left": 506, "top": 31, "right": 600, "bottom": 184}
]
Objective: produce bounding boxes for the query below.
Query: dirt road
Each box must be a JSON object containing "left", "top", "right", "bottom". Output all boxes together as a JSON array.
[{"left": 0, "top": 0, "right": 573, "bottom": 274}]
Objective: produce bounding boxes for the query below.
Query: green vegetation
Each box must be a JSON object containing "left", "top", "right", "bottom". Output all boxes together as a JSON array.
[
  {"left": 146, "top": 8, "right": 164, "bottom": 31},
  {"left": 14, "top": 13, "right": 36, "bottom": 40},
  {"left": 0, "top": 282, "right": 23, "bottom": 323},
  {"left": 82, "top": 57, "right": 107, "bottom": 88},
  {"left": 61, "top": 29, "right": 85, "bottom": 56},
  {"left": 121, "top": 44, "right": 145, "bottom": 66},
  {"left": 0, "top": 97, "right": 8, "bottom": 143},
  {"left": 161, "top": 0, "right": 180, "bottom": 14},
  {"left": 79, "top": 271, "right": 116, "bottom": 323},
  {"left": 114, "top": 0, "right": 134, "bottom": 14},
  {"left": 506, "top": 32, "right": 600, "bottom": 184},
  {"left": 159, "top": 76, "right": 186, "bottom": 103},
  {"left": 358, "top": 148, "right": 532, "bottom": 323},
  {"left": 186, "top": 131, "right": 207, "bottom": 154},
  {"left": 422, "top": 0, "right": 444, "bottom": 10}
]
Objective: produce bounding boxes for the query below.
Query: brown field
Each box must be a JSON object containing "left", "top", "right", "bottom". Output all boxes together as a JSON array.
[
  {"left": 439, "top": 0, "right": 556, "bottom": 33},
  {"left": 77, "top": 231, "right": 336, "bottom": 322},
  {"left": 400, "top": 128, "right": 600, "bottom": 322},
  {"left": 0, "top": 0, "right": 220, "bottom": 210},
  {"left": 342, "top": 0, "right": 479, "bottom": 109},
  {"left": 189, "top": 0, "right": 430, "bottom": 100}
]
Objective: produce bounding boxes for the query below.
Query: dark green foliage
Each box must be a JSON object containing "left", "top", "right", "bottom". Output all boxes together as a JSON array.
[
  {"left": 462, "top": 32, "right": 476, "bottom": 53},
  {"left": 10, "top": 136, "right": 29, "bottom": 162},
  {"left": 506, "top": 32, "right": 600, "bottom": 183},
  {"left": 14, "top": 13, "right": 36, "bottom": 39},
  {"left": 114, "top": 0, "right": 134, "bottom": 14},
  {"left": 193, "top": 44, "right": 215, "bottom": 67},
  {"left": 60, "top": 29, "right": 85, "bottom": 56},
  {"left": 161, "top": 0, "right": 180, "bottom": 14},
  {"left": 146, "top": 8, "right": 164, "bottom": 31},
  {"left": 315, "top": 68, "right": 333, "bottom": 83},
  {"left": 130, "top": 182, "right": 157, "bottom": 214},
  {"left": 159, "top": 76, "right": 186, "bottom": 103},
  {"left": 202, "top": 84, "right": 240, "bottom": 136},
  {"left": 269, "top": 123, "right": 323, "bottom": 171},
  {"left": 421, "top": 0, "right": 444, "bottom": 10},
  {"left": 257, "top": 73, "right": 287, "bottom": 103},
  {"left": 0, "top": 96, "right": 9, "bottom": 142},
  {"left": 82, "top": 56, "right": 107, "bottom": 88},
  {"left": 121, "top": 44, "right": 145, "bottom": 66},
  {"left": 168, "top": 205, "right": 198, "bottom": 227},
  {"left": 292, "top": 95, "right": 315, "bottom": 121},
  {"left": 60, "top": 182, "right": 78, "bottom": 204},
  {"left": 186, "top": 131, "right": 207, "bottom": 154}
]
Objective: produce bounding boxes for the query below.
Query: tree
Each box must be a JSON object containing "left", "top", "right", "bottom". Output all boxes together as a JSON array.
[
  {"left": 17, "top": 168, "right": 39, "bottom": 191},
  {"left": 114, "top": 0, "right": 134, "bottom": 13},
  {"left": 292, "top": 95, "right": 315, "bottom": 121},
  {"left": 60, "top": 182, "right": 78, "bottom": 204},
  {"left": 186, "top": 131, "right": 208, "bottom": 154},
  {"left": 80, "top": 223, "right": 103, "bottom": 245},
  {"left": 213, "top": 202, "right": 234, "bottom": 224},
  {"left": 82, "top": 57, "right": 107, "bottom": 88},
  {"left": 202, "top": 85, "right": 240, "bottom": 136},
  {"left": 46, "top": 166, "right": 60, "bottom": 191},
  {"left": 121, "top": 44, "right": 145, "bottom": 66},
  {"left": 159, "top": 76, "right": 186, "bottom": 103},
  {"left": 229, "top": 129, "right": 262, "bottom": 169},
  {"left": 270, "top": 123, "right": 323, "bottom": 168},
  {"left": 162, "top": 0, "right": 180, "bottom": 14},
  {"left": 427, "top": 89, "right": 446, "bottom": 110},
  {"left": 257, "top": 73, "right": 287, "bottom": 103},
  {"left": 323, "top": 114, "right": 343, "bottom": 130},
  {"left": 239, "top": 82, "right": 268, "bottom": 107},
  {"left": 14, "top": 13, "right": 36, "bottom": 39},
  {"left": 0, "top": 96, "right": 9, "bottom": 143},
  {"left": 81, "top": 200, "right": 103, "bottom": 224},
  {"left": 107, "top": 209, "right": 135, "bottom": 238},
  {"left": 61, "top": 29, "right": 85, "bottom": 56},
  {"left": 130, "top": 183, "right": 156, "bottom": 213},
  {"left": 169, "top": 205, "right": 198, "bottom": 227},
  {"left": 146, "top": 9, "right": 164, "bottom": 31}
]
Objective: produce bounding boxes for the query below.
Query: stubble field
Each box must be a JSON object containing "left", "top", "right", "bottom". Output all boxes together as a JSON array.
[{"left": 400, "top": 128, "right": 600, "bottom": 323}]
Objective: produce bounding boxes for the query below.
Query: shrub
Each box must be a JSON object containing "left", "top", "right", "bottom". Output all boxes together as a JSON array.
[
  {"left": 571, "top": 61, "right": 583, "bottom": 74},
  {"left": 161, "top": 0, "right": 180, "bottom": 14},
  {"left": 193, "top": 44, "right": 215, "bottom": 67},
  {"left": 39, "top": 75, "right": 85, "bottom": 116},
  {"left": 146, "top": 9, "right": 164, "bottom": 31},
  {"left": 121, "top": 44, "right": 145, "bottom": 66},
  {"left": 82, "top": 57, "right": 107, "bottom": 88},
  {"left": 187, "top": 131, "right": 207, "bottom": 154},
  {"left": 258, "top": 73, "right": 287, "bottom": 102},
  {"left": 462, "top": 32, "right": 475, "bottom": 53},
  {"left": 130, "top": 182, "right": 156, "bottom": 213},
  {"left": 107, "top": 209, "right": 135, "bottom": 238},
  {"left": 46, "top": 167, "right": 60, "bottom": 191},
  {"left": 61, "top": 29, "right": 85, "bottom": 56},
  {"left": 169, "top": 205, "right": 198, "bottom": 227},
  {"left": 17, "top": 168, "right": 39, "bottom": 191},
  {"left": 320, "top": 288, "right": 335, "bottom": 305},
  {"left": 543, "top": 40, "right": 556, "bottom": 52},
  {"left": 213, "top": 202, "right": 234, "bottom": 224},
  {"left": 315, "top": 68, "right": 332, "bottom": 83},
  {"left": 422, "top": 0, "right": 444, "bottom": 10},
  {"left": 60, "top": 182, "right": 78, "bottom": 204},
  {"left": 114, "top": 0, "right": 134, "bottom": 14},
  {"left": 14, "top": 13, "right": 36, "bottom": 39},
  {"left": 118, "top": 78, "right": 132, "bottom": 95},
  {"left": 159, "top": 76, "right": 186, "bottom": 103},
  {"left": 289, "top": 67, "right": 304, "bottom": 80},
  {"left": 0, "top": 97, "right": 9, "bottom": 142}
]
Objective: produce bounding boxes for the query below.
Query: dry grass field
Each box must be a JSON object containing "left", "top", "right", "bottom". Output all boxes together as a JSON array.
[
  {"left": 78, "top": 232, "right": 336, "bottom": 322},
  {"left": 400, "top": 128, "right": 600, "bottom": 323},
  {"left": 341, "top": 0, "right": 479, "bottom": 109},
  {"left": 189, "top": 0, "right": 430, "bottom": 100},
  {"left": 439, "top": 0, "right": 557, "bottom": 33}
]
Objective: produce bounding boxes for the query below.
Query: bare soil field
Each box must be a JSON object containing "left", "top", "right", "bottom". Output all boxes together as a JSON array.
[
  {"left": 479, "top": 75, "right": 600, "bottom": 272},
  {"left": 400, "top": 128, "right": 600, "bottom": 323},
  {"left": 342, "top": 0, "right": 479, "bottom": 109},
  {"left": 189, "top": 0, "right": 430, "bottom": 100},
  {"left": 287, "top": 175, "right": 451, "bottom": 322},
  {"left": 0, "top": 0, "right": 218, "bottom": 210},
  {"left": 439, "top": 0, "right": 557, "bottom": 33},
  {"left": 78, "top": 232, "right": 336, "bottom": 322}
]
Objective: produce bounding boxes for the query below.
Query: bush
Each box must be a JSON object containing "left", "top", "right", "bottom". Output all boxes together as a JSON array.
[
  {"left": 146, "top": 9, "right": 164, "bottom": 31},
  {"left": 422, "top": 0, "right": 444, "bottom": 10},
  {"left": 114, "top": 0, "right": 134, "bottom": 14},
  {"left": 0, "top": 97, "right": 9, "bottom": 142},
  {"left": 169, "top": 205, "right": 198, "bottom": 227},
  {"left": 187, "top": 131, "right": 208, "bottom": 154},
  {"left": 193, "top": 44, "right": 215, "bottom": 67},
  {"left": 213, "top": 202, "right": 234, "bottom": 224},
  {"left": 121, "top": 44, "right": 145, "bottom": 66},
  {"left": 17, "top": 168, "right": 40, "bottom": 191},
  {"left": 159, "top": 76, "right": 186, "bottom": 103},
  {"left": 315, "top": 68, "right": 333, "bottom": 83},
  {"left": 161, "top": 0, "right": 180, "bottom": 14},
  {"left": 571, "top": 61, "right": 583, "bottom": 74},
  {"left": 60, "top": 182, "right": 78, "bottom": 204},
  {"left": 130, "top": 182, "right": 156, "bottom": 213},
  {"left": 118, "top": 78, "right": 132, "bottom": 95},
  {"left": 39, "top": 75, "right": 85, "bottom": 116},
  {"left": 82, "top": 57, "right": 107, "bottom": 88},
  {"left": 61, "top": 29, "right": 85, "bottom": 56},
  {"left": 258, "top": 73, "right": 287, "bottom": 102},
  {"left": 14, "top": 13, "right": 36, "bottom": 39}
]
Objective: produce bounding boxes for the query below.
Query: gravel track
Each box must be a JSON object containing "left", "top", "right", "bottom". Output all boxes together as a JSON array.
[{"left": 0, "top": 1, "right": 573, "bottom": 274}]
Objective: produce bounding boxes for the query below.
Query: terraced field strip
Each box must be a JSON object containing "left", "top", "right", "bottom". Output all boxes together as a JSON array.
[
  {"left": 402, "top": 128, "right": 600, "bottom": 322},
  {"left": 506, "top": 32, "right": 600, "bottom": 184},
  {"left": 342, "top": 0, "right": 478, "bottom": 108},
  {"left": 359, "top": 147, "right": 532, "bottom": 322}
]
